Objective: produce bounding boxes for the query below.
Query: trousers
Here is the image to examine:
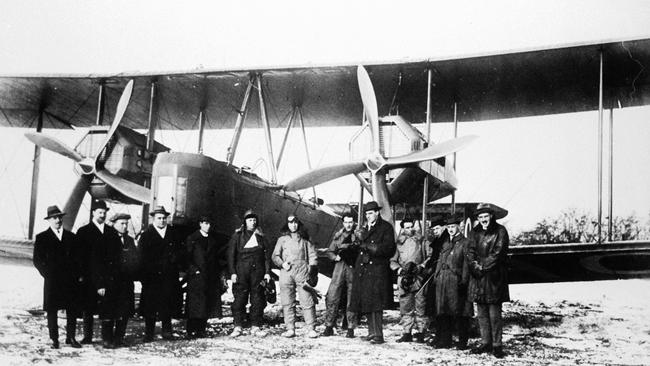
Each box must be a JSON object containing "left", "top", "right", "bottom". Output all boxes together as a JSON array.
[
  {"left": 476, "top": 303, "right": 503, "bottom": 347},
  {"left": 367, "top": 311, "right": 384, "bottom": 340},
  {"left": 324, "top": 262, "right": 357, "bottom": 329},
  {"left": 398, "top": 288, "right": 428, "bottom": 334},
  {"left": 47, "top": 310, "right": 77, "bottom": 341}
]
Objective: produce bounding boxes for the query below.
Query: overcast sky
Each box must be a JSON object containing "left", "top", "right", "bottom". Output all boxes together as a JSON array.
[{"left": 1, "top": 1, "right": 649, "bottom": 237}]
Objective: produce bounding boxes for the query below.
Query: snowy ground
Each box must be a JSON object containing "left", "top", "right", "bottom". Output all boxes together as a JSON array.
[{"left": 0, "top": 261, "right": 648, "bottom": 366}]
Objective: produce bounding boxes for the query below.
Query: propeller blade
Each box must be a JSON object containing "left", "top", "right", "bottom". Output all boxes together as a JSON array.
[
  {"left": 371, "top": 170, "right": 393, "bottom": 226},
  {"left": 95, "top": 169, "right": 151, "bottom": 203},
  {"left": 94, "top": 80, "right": 134, "bottom": 162},
  {"left": 357, "top": 66, "right": 381, "bottom": 154},
  {"left": 384, "top": 135, "right": 478, "bottom": 167},
  {"left": 24, "top": 132, "right": 84, "bottom": 162},
  {"left": 62, "top": 175, "right": 92, "bottom": 231},
  {"left": 283, "top": 161, "right": 366, "bottom": 191}
]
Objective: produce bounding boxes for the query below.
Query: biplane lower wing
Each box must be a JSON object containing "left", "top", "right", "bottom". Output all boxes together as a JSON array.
[
  {"left": 0, "top": 236, "right": 33, "bottom": 265},
  {"left": 508, "top": 241, "right": 650, "bottom": 284},
  {"left": 2, "top": 236, "right": 650, "bottom": 283}
]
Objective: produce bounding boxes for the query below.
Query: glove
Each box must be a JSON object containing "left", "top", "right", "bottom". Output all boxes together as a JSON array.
[
  {"left": 264, "top": 274, "right": 271, "bottom": 282},
  {"left": 231, "top": 274, "right": 238, "bottom": 284},
  {"left": 307, "top": 265, "right": 318, "bottom": 287},
  {"left": 282, "top": 262, "right": 291, "bottom": 271}
]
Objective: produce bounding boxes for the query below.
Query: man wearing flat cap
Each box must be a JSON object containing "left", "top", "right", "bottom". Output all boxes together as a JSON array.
[
  {"left": 227, "top": 209, "right": 272, "bottom": 337},
  {"left": 349, "top": 201, "right": 396, "bottom": 344},
  {"left": 74, "top": 199, "right": 110, "bottom": 344},
  {"left": 33, "top": 205, "right": 82, "bottom": 349},
  {"left": 90, "top": 212, "right": 139, "bottom": 348},
  {"left": 467, "top": 203, "right": 510, "bottom": 358},
  {"left": 138, "top": 205, "right": 186, "bottom": 341}
]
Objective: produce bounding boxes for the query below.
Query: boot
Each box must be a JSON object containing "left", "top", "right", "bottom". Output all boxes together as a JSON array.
[
  {"left": 51, "top": 339, "right": 60, "bottom": 349},
  {"left": 492, "top": 346, "right": 505, "bottom": 358},
  {"left": 345, "top": 328, "right": 355, "bottom": 338},
  {"left": 396, "top": 333, "right": 412, "bottom": 343},
  {"left": 471, "top": 343, "right": 492, "bottom": 354},
  {"left": 303, "top": 307, "right": 318, "bottom": 338},
  {"left": 413, "top": 332, "right": 425, "bottom": 343},
  {"left": 230, "top": 326, "right": 243, "bottom": 338},
  {"left": 322, "top": 326, "right": 334, "bottom": 337},
  {"left": 65, "top": 337, "right": 82, "bottom": 348}
]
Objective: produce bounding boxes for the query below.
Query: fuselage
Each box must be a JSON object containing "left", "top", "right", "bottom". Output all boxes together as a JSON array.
[{"left": 151, "top": 152, "right": 342, "bottom": 273}]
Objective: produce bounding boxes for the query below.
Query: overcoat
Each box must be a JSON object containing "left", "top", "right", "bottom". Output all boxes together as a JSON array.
[
  {"left": 434, "top": 233, "right": 473, "bottom": 316},
  {"left": 33, "top": 228, "right": 81, "bottom": 312},
  {"left": 91, "top": 227, "right": 139, "bottom": 319},
  {"left": 185, "top": 230, "right": 224, "bottom": 319},
  {"left": 138, "top": 225, "right": 185, "bottom": 319},
  {"left": 424, "top": 230, "right": 448, "bottom": 316},
  {"left": 349, "top": 216, "right": 396, "bottom": 313},
  {"left": 466, "top": 221, "right": 510, "bottom": 304},
  {"left": 75, "top": 222, "right": 111, "bottom": 313}
]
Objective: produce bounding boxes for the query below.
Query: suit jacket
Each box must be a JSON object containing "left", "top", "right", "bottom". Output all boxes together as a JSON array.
[{"left": 33, "top": 227, "right": 81, "bottom": 311}]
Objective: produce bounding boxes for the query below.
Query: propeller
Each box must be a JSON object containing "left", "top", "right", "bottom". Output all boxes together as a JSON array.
[
  {"left": 24, "top": 80, "right": 150, "bottom": 229},
  {"left": 282, "top": 66, "right": 477, "bottom": 222}
]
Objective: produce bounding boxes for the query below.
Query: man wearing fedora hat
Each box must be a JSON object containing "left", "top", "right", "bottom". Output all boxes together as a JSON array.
[
  {"left": 467, "top": 203, "right": 510, "bottom": 358},
  {"left": 33, "top": 205, "right": 82, "bottom": 349},
  {"left": 138, "top": 205, "right": 186, "bottom": 341},
  {"left": 349, "top": 201, "right": 396, "bottom": 344},
  {"left": 74, "top": 199, "right": 110, "bottom": 344}
]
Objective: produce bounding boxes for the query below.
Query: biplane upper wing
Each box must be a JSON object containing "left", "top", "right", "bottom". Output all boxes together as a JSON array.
[{"left": 1, "top": 38, "right": 649, "bottom": 130}]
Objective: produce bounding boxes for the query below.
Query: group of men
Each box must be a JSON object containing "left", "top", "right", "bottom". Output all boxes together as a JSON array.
[
  {"left": 33, "top": 201, "right": 227, "bottom": 349},
  {"left": 321, "top": 201, "right": 510, "bottom": 358},
  {"left": 33, "top": 198, "right": 509, "bottom": 358}
]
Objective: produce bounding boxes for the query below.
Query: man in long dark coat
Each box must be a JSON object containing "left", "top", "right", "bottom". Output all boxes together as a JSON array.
[
  {"left": 423, "top": 218, "right": 448, "bottom": 319},
  {"left": 32, "top": 205, "right": 82, "bottom": 349},
  {"left": 467, "top": 203, "right": 510, "bottom": 358},
  {"left": 91, "top": 213, "right": 139, "bottom": 348},
  {"left": 138, "top": 205, "right": 186, "bottom": 341},
  {"left": 185, "top": 216, "right": 224, "bottom": 338},
  {"left": 433, "top": 215, "right": 473, "bottom": 349},
  {"left": 227, "top": 209, "right": 271, "bottom": 337},
  {"left": 74, "top": 199, "right": 110, "bottom": 343},
  {"left": 349, "top": 201, "right": 396, "bottom": 344}
]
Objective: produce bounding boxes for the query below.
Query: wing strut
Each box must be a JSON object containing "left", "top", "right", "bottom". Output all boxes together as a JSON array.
[
  {"left": 227, "top": 74, "right": 254, "bottom": 165},
  {"left": 421, "top": 68, "right": 432, "bottom": 241},
  {"left": 27, "top": 107, "right": 44, "bottom": 239}
]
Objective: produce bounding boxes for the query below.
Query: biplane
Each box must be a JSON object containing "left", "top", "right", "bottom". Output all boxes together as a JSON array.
[{"left": 1, "top": 36, "right": 649, "bottom": 282}]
